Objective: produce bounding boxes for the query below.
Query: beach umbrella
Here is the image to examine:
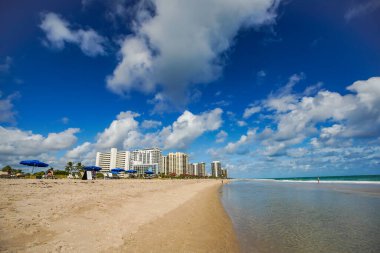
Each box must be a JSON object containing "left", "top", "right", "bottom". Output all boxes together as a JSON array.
[
  {"left": 83, "top": 166, "right": 102, "bottom": 171},
  {"left": 144, "top": 171, "right": 154, "bottom": 175},
  {"left": 125, "top": 169, "right": 137, "bottom": 173},
  {"left": 20, "top": 160, "right": 49, "bottom": 174},
  {"left": 111, "top": 168, "right": 125, "bottom": 174}
]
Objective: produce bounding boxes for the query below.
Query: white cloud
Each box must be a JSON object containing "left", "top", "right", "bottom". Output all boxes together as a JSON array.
[
  {"left": 237, "top": 120, "right": 247, "bottom": 127},
  {"left": 243, "top": 105, "right": 261, "bottom": 119},
  {"left": 345, "top": 0, "right": 380, "bottom": 21},
  {"left": 65, "top": 142, "right": 93, "bottom": 160},
  {"left": 216, "top": 130, "right": 228, "bottom": 143},
  {"left": 40, "top": 12, "right": 107, "bottom": 57},
  {"left": 0, "top": 91, "right": 19, "bottom": 124},
  {"left": 65, "top": 108, "right": 223, "bottom": 161},
  {"left": 96, "top": 111, "right": 140, "bottom": 149},
  {"left": 141, "top": 120, "right": 162, "bottom": 129},
  {"left": 264, "top": 73, "right": 304, "bottom": 112},
  {"left": 107, "top": 0, "right": 281, "bottom": 112},
  {"left": 260, "top": 76, "right": 380, "bottom": 156},
  {"left": 0, "top": 127, "right": 80, "bottom": 167},
  {"left": 219, "top": 76, "right": 380, "bottom": 160},
  {"left": 224, "top": 129, "right": 255, "bottom": 154},
  {"left": 106, "top": 37, "right": 154, "bottom": 94},
  {"left": 163, "top": 108, "right": 223, "bottom": 149},
  {"left": 347, "top": 77, "right": 380, "bottom": 111}
]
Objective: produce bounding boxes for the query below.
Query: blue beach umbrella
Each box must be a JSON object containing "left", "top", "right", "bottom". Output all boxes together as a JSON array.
[
  {"left": 83, "top": 166, "right": 102, "bottom": 171},
  {"left": 111, "top": 168, "right": 125, "bottom": 174},
  {"left": 126, "top": 169, "right": 137, "bottom": 173},
  {"left": 20, "top": 160, "right": 49, "bottom": 174},
  {"left": 144, "top": 171, "right": 154, "bottom": 175}
]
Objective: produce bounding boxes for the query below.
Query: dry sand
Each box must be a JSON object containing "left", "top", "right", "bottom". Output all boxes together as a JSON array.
[{"left": 0, "top": 179, "right": 239, "bottom": 252}]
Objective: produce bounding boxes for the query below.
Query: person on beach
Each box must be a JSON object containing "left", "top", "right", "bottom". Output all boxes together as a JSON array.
[{"left": 317, "top": 177, "right": 320, "bottom": 184}]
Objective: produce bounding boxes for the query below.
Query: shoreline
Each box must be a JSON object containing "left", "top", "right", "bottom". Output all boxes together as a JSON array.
[
  {"left": 0, "top": 179, "right": 239, "bottom": 252},
  {"left": 117, "top": 181, "right": 239, "bottom": 253}
]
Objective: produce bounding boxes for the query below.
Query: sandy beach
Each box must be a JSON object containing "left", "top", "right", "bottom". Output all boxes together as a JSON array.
[{"left": 0, "top": 179, "right": 239, "bottom": 252}]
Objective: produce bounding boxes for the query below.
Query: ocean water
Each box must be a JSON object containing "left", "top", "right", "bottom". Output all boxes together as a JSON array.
[
  {"left": 221, "top": 179, "right": 380, "bottom": 253},
  {"left": 272, "top": 174, "right": 380, "bottom": 183}
]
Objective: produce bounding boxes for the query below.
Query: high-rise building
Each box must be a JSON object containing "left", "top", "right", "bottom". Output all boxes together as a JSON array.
[
  {"left": 96, "top": 148, "right": 131, "bottom": 172},
  {"left": 187, "top": 162, "right": 206, "bottom": 176},
  {"left": 161, "top": 155, "right": 168, "bottom": 175},
  {"left": 221, "top": 168, "right": 228, "bottom": 178},
  {"left": 167, "top": 152, "right": 189, "bottom": 176},
  {"left": 198, "top": 162, "right": 206, "bottom": 177},
  {"left": 211, "top": 161, "right": 222, "bottom": 177},
  {"left": 131, "top": 148, "right": 162, "bottom": 175},
  {"left": 188, "top": 163, "right": 197, "bottom": 175}
]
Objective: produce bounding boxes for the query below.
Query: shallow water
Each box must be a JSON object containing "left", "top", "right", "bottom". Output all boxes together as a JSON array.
[{"left": 221, "top": 180, "right": 380, "bottom": 253}]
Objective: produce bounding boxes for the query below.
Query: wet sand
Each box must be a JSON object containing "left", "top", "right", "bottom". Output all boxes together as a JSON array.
[{"left": 0, "top": 179, "right": 239, "bottom": 252}]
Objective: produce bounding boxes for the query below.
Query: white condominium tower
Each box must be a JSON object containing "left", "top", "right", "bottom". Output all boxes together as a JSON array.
[
  {"left": 164, "top": 152, "right": 189, "bottom": 176},
  {"left": 211, "top": 161, "right": 222, "bottom": 177},
  {"left": 96, "top": 148, "right": 131, "bottom": 172},
  {"left": 131, "top": 148, "right": 162, "bottom": 174}
]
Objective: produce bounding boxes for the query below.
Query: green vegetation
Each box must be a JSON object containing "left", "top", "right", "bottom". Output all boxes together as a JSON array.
[
  {"left": 65, "top": 161, "right": 85, "bottom": 175},
  {"left": 1, "top": 165, "right": 23, "bottom": 175}
]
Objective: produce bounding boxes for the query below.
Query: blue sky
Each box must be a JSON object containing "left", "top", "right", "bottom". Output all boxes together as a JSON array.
[{"left": 1, "top": 0, "right": 380, "bottom": 178}]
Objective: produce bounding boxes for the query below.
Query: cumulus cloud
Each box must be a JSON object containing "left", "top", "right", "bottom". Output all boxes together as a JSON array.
[
  {"left": 66, "top": 108, "right": 223, "bottom": 160},
  {"left": 0, "top": 91, "right": 20, "bottom": 124},
  {"left": 163, "top": 108, "right": 223, "bottom": 149},
  {"left": 0, "top": 127, "right": 80, "bottom": 167},
  {"left": 141, "top": 120, "right": 162, "bottom": 129},
  {"left": 107, "top": 0, "right": 281, "bottom": 112},
  {"left": 216, "top": 130, "right": 228, "bottom": 143},
  {"left": 243, "top": 105, "right": 261, "bottom": 119},
  {"left": 260, "top": 76, "right": 380, "bottom": 156},
  {"left": 40, "top": 12, "right": 107, "bottom": 56},
  {"left": 65, "top": 141, "right": 93, "bottom": 160},
  {"left": 224, "top": 129, "right": 256, "bottom": 154},
  {"left": 217, "top": 76, "right": 380, "bottom": 162},
  {"left": 0, "top": 127, "right": 80, "bottom": 156},
  {"left": 264, "top": 73, "right": 304, "bottom": 112},
  {"left": 96, "top": 111, "right": 140, "bottom": 149}
]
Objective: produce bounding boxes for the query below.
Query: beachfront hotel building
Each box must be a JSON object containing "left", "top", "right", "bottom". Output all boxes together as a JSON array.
[
  {"left": 96, "top": 147, "right": 162, "bottom": 175},
  {"left": 188, "top": 163, "right": 197, "bottom": 175},
  {"left": 187, "top": 162, "right": 206, "bottom": 177},
  {"left": 211, "top": 161, "right": 222, "bottom": 177},
  {"left": 197, "top": 162, "right": 206, "bottom": 177},
  {"left": 164, "top": 152, "right": 189, "bottom": 175},
  {"left": 96, "top": 148, "right": 131, "bottom": 172},
  {"left": 130, "top": 148, "right": 162, "bottom": 175},
  {"left": 221, "top": 168, "right": 228, "bottom": 178}
]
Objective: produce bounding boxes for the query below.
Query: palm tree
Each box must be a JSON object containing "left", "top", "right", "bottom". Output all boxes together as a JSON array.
[
  {"left": 75, "top": 162, "right": 84, "bottom": 173},
  {"left": 65, "top": 162, "right": 74, "bottom": 174}
]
